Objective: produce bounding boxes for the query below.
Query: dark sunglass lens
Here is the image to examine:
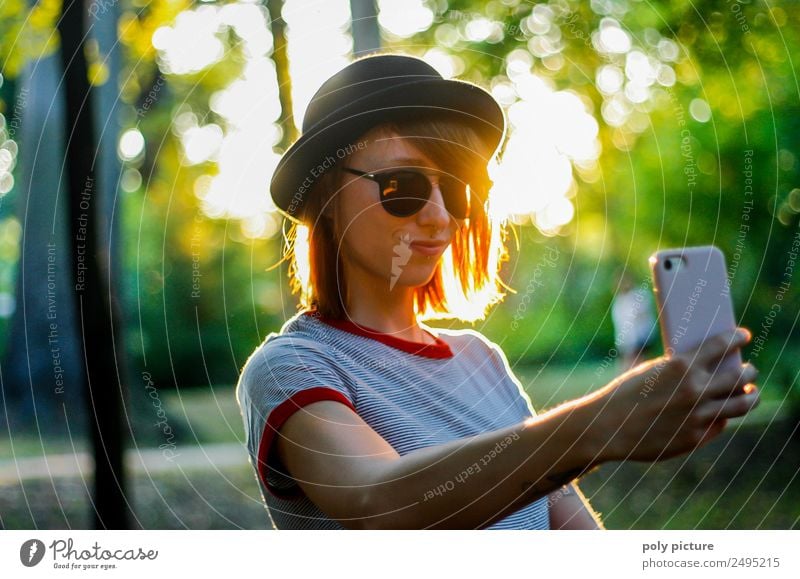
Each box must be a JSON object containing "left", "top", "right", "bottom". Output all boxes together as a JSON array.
[
  {"left": 439, "top": 176, "right": 470, "bottom": 219},
  {"left": 378, "top": 171, "right": 429, "bottom": 217}
]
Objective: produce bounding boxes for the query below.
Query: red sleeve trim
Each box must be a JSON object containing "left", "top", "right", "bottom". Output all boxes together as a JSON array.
[{"left": 256, "top": 386, "right": 357, "bottom": 501}]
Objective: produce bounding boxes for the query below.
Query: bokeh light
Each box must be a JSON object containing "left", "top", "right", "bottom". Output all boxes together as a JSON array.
[
  {"left": 152, "top": 6, "right": 226, "bottom": 75},
  {"left": 284, "top": 0, "right": 352, "bottom": 128},
  {"left": 489, "top": 59, "right": 599, "bottom": 234},
  {"left": 118, "top": 128, "right": 145, "bottom": 161},
  {"left": 377, "top": 0, "right": 434, "bottom": 38},
  {"left": 142, "top": 0, "right": 697, "bottom": 239}
]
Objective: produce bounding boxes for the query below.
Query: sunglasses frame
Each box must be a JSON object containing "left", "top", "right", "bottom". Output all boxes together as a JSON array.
[{"left": 341, "top": 166, "right": 472, "bottom": 219}]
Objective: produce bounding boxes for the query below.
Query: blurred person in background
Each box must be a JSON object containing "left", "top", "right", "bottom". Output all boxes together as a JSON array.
[{"left": 612, "top": 270, "right": 658, "bottom": 371}]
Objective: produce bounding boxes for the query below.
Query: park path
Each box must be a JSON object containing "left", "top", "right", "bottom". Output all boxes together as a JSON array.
[
  {"left": 0, "top": 442, "right": 248, "bottom": 484},
  {"left": 1, "top": 401, "right": 784, "bottom": 485}
]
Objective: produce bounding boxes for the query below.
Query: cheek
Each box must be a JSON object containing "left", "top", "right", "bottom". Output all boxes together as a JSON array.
[{"left": 337, "top": 193, "right": 397, "bottom": 271}]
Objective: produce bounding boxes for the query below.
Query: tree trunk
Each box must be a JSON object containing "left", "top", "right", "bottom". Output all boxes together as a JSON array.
[
  {"left": 58, "top": 0, "right": 131, "bottom": 529},
  {"left": 266, "top": 0, "right": 298, "bottom": 153},
  {"left": 349, "top": 0, "right": 381, "bottom": 56},
  {"left": 2, "top": 28, "right": 88, "bottom": 440}
]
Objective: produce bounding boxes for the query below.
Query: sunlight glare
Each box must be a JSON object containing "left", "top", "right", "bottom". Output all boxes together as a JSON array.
[
  {"left": 489, "top": 70, "right": 598, "bottom": 234},
  {"left": 422, "top": 48, "right": 463, "bottom": 79},
  {"left": 625, "top": 50, "right": 657, "bottom": 86},
  {"left": 536, "top": 197, "right": 574, "bottom": 232},
  {"left": 293, "top": 223, "right": 311, "bottom": 292},
  {"left": 596, "top": 65, "right": 624, "bottom": 95},
  {"left": 209, "top": 58, "right": 282, "bottom": 130},
  {"left": 157, "top": 1, "right": 288, "bottom": 237},
  {"left": 465, "top": 18, "right": 494, "bottom": 42},
  {"left": 199, "top": 129, "right": 281, "bottom": 221},
  {"left": 153, "top": 7, "right": 225, "bottom": 74},
  {"left": 182, "top": 124, "right": 224, "bottom": 165},
  {"left": 595, "top": 18, "right": 631, "bottom": 54},
  {"left": 218, "top": 2, "right": 272, "bottom": 57},
  {"left": 283, "top": 0, "right": 352, "bottom": 130},
  {"left": 118, "top": 128, "right": 145, "bottom": 161},
  {"left": 377, "top": 0, "right": 434, "bottom": 38}
]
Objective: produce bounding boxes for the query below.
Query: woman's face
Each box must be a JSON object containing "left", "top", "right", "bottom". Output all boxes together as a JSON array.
[{"left": 330, "top": 129, "right": 464, "bottom": 293}]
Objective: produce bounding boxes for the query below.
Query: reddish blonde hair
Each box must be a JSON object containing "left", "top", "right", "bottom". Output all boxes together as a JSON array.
[{"left": 277, "top": 114, "right": 513, "bottom": 323}]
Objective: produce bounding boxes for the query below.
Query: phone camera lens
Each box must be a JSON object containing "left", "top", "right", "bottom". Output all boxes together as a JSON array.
[{"left": 665, "top": 259, "right": 672, "bottom": 270}]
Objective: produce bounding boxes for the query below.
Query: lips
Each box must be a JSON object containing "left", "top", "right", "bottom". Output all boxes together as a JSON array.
[{"left": 409, "top": 240, "right": 447, "bottom": 256}]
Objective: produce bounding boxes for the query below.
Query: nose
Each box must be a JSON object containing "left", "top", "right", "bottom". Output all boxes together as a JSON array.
[{"left": 416, "top": 178, "right": 452, "bottom": 232}]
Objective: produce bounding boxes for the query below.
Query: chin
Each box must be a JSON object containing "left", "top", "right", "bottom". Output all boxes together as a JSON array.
[{"left": 388, "top": 262, "right": 440, "bottom": 290}]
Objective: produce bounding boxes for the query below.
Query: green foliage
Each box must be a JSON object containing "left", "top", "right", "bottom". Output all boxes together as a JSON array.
[
  {"left": 0, "top": 0, "right": 60, "bottom": 79},
  {"left": 0, "top": 0, "right": 797, "bottom": 414},
  {"left": 399, "top": 0, "right": 800, "bottom": 413}
]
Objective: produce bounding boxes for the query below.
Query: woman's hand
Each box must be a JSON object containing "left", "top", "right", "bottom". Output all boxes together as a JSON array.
[{"left": 587, "top": 327, "right": 760, "bottom": 463}]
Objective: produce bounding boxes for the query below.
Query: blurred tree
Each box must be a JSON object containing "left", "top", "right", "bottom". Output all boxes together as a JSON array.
[
  {"left": 2, "top": 0, "right": 797, "bottom": 437},
  {"left": 266, "top": 0, "right": 297, "bottom": 151},
  {"left": 398, "top": 0, "right": 800, "bottom": 417},
  {"left": 1, "top": 0, "right": 88, "bottom": 437},
  {"left": 350, "top": 0, "right": 381, "bottom": 55},
  {"left": 57, "top": 0, "right": 131, "bottom": 528}
]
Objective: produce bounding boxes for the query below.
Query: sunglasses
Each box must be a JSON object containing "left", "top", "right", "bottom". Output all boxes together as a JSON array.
[{"left": 342, "top": 166, "right": 473, "bottom": 219}]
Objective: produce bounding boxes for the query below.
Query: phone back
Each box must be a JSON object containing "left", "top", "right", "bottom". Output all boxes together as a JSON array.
[{"left": 650, "top": 245, "right": 741, "bottom": 374}]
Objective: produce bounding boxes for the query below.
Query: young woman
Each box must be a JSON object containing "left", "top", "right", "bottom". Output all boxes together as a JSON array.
[{"left": 236, "top": 54, "right": 760, "bottom": 530}]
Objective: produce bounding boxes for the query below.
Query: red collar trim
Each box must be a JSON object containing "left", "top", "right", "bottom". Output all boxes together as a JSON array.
[{"left": 303, "top": 310, "right": 453, "bottom": 359}]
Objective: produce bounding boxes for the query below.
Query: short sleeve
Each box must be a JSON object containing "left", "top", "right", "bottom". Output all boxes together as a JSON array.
[
  {"left": 236, "top": 336, "right": 357, "bottom": 500},
  {"left": 475, "top": 334, "right": 537, "bottom": 420}
]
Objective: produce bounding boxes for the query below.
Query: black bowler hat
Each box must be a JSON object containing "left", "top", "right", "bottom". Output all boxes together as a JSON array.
[{"left": 269, "top": 53, "right": 506, "bottom": 224}]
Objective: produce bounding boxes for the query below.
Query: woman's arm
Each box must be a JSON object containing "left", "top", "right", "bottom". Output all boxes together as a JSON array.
[
  {"left": 277, "top": 395, "right": 603, "bottom": 529},
  {"left": 275, "top": 328, "right": 757, "bottom": 529},
  {"left": 548, "top": 483, "right": 604, "bottom": 529}
]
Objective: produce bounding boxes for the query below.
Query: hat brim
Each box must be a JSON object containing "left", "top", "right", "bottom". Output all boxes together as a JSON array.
[{"left": 270, "top": 77, "right": 506, "bottom": 224}]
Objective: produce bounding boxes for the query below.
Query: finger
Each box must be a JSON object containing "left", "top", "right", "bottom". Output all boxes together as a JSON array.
[
  {"left": 702, "top": 363, "right": 758, "bottom": 400},
  {"left": 695, "top": 388, "right": 760, "bottom": 423},
  {"left": 693, "top": 328, "right": 750, "bottom": 366},
  {"left": 696, "top": 418, "right": 727, "bottom": 448},
  {"left": 711, "top": 417, "right": 728, "bottom": 430}
]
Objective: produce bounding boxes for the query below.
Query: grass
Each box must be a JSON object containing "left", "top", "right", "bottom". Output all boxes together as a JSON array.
[
  {"left": 0, "top": 434, "right": 88, "bottom": 461},
  {"left": 0, "top": 386, "right": 244, "bottom": 463},
  {"left": 1, "top": 362, "right": 797, "bottom": 529},
  {"left": 0, "top": 463, "right": 269, "bottom": 530},
  {"left": 2, "top": 417, "right": 796, "bottom": 529},
  {"left": 1, "top": 362, "right": 788, "bottom": 460},
  {"left": 513, "top": 362, "right": 789, "bottom": 427},
  {"left": 577, "top": 417, "right": 800, "bottom": 529},
  {"left": 513, "top": 363, "right": 799, "bottom": 529},
  {"left": 158, "top": 386, "right": 245, "bottom": 446}
]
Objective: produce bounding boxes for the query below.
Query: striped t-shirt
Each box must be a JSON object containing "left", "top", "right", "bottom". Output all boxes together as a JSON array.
[{"left": 235, "top": 309, "right": 550, "bottom": 529}]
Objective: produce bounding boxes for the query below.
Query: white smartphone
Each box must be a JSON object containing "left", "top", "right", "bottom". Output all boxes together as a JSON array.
[{"left": 649, "top": 245, "right": 743, "bottom": 378}]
